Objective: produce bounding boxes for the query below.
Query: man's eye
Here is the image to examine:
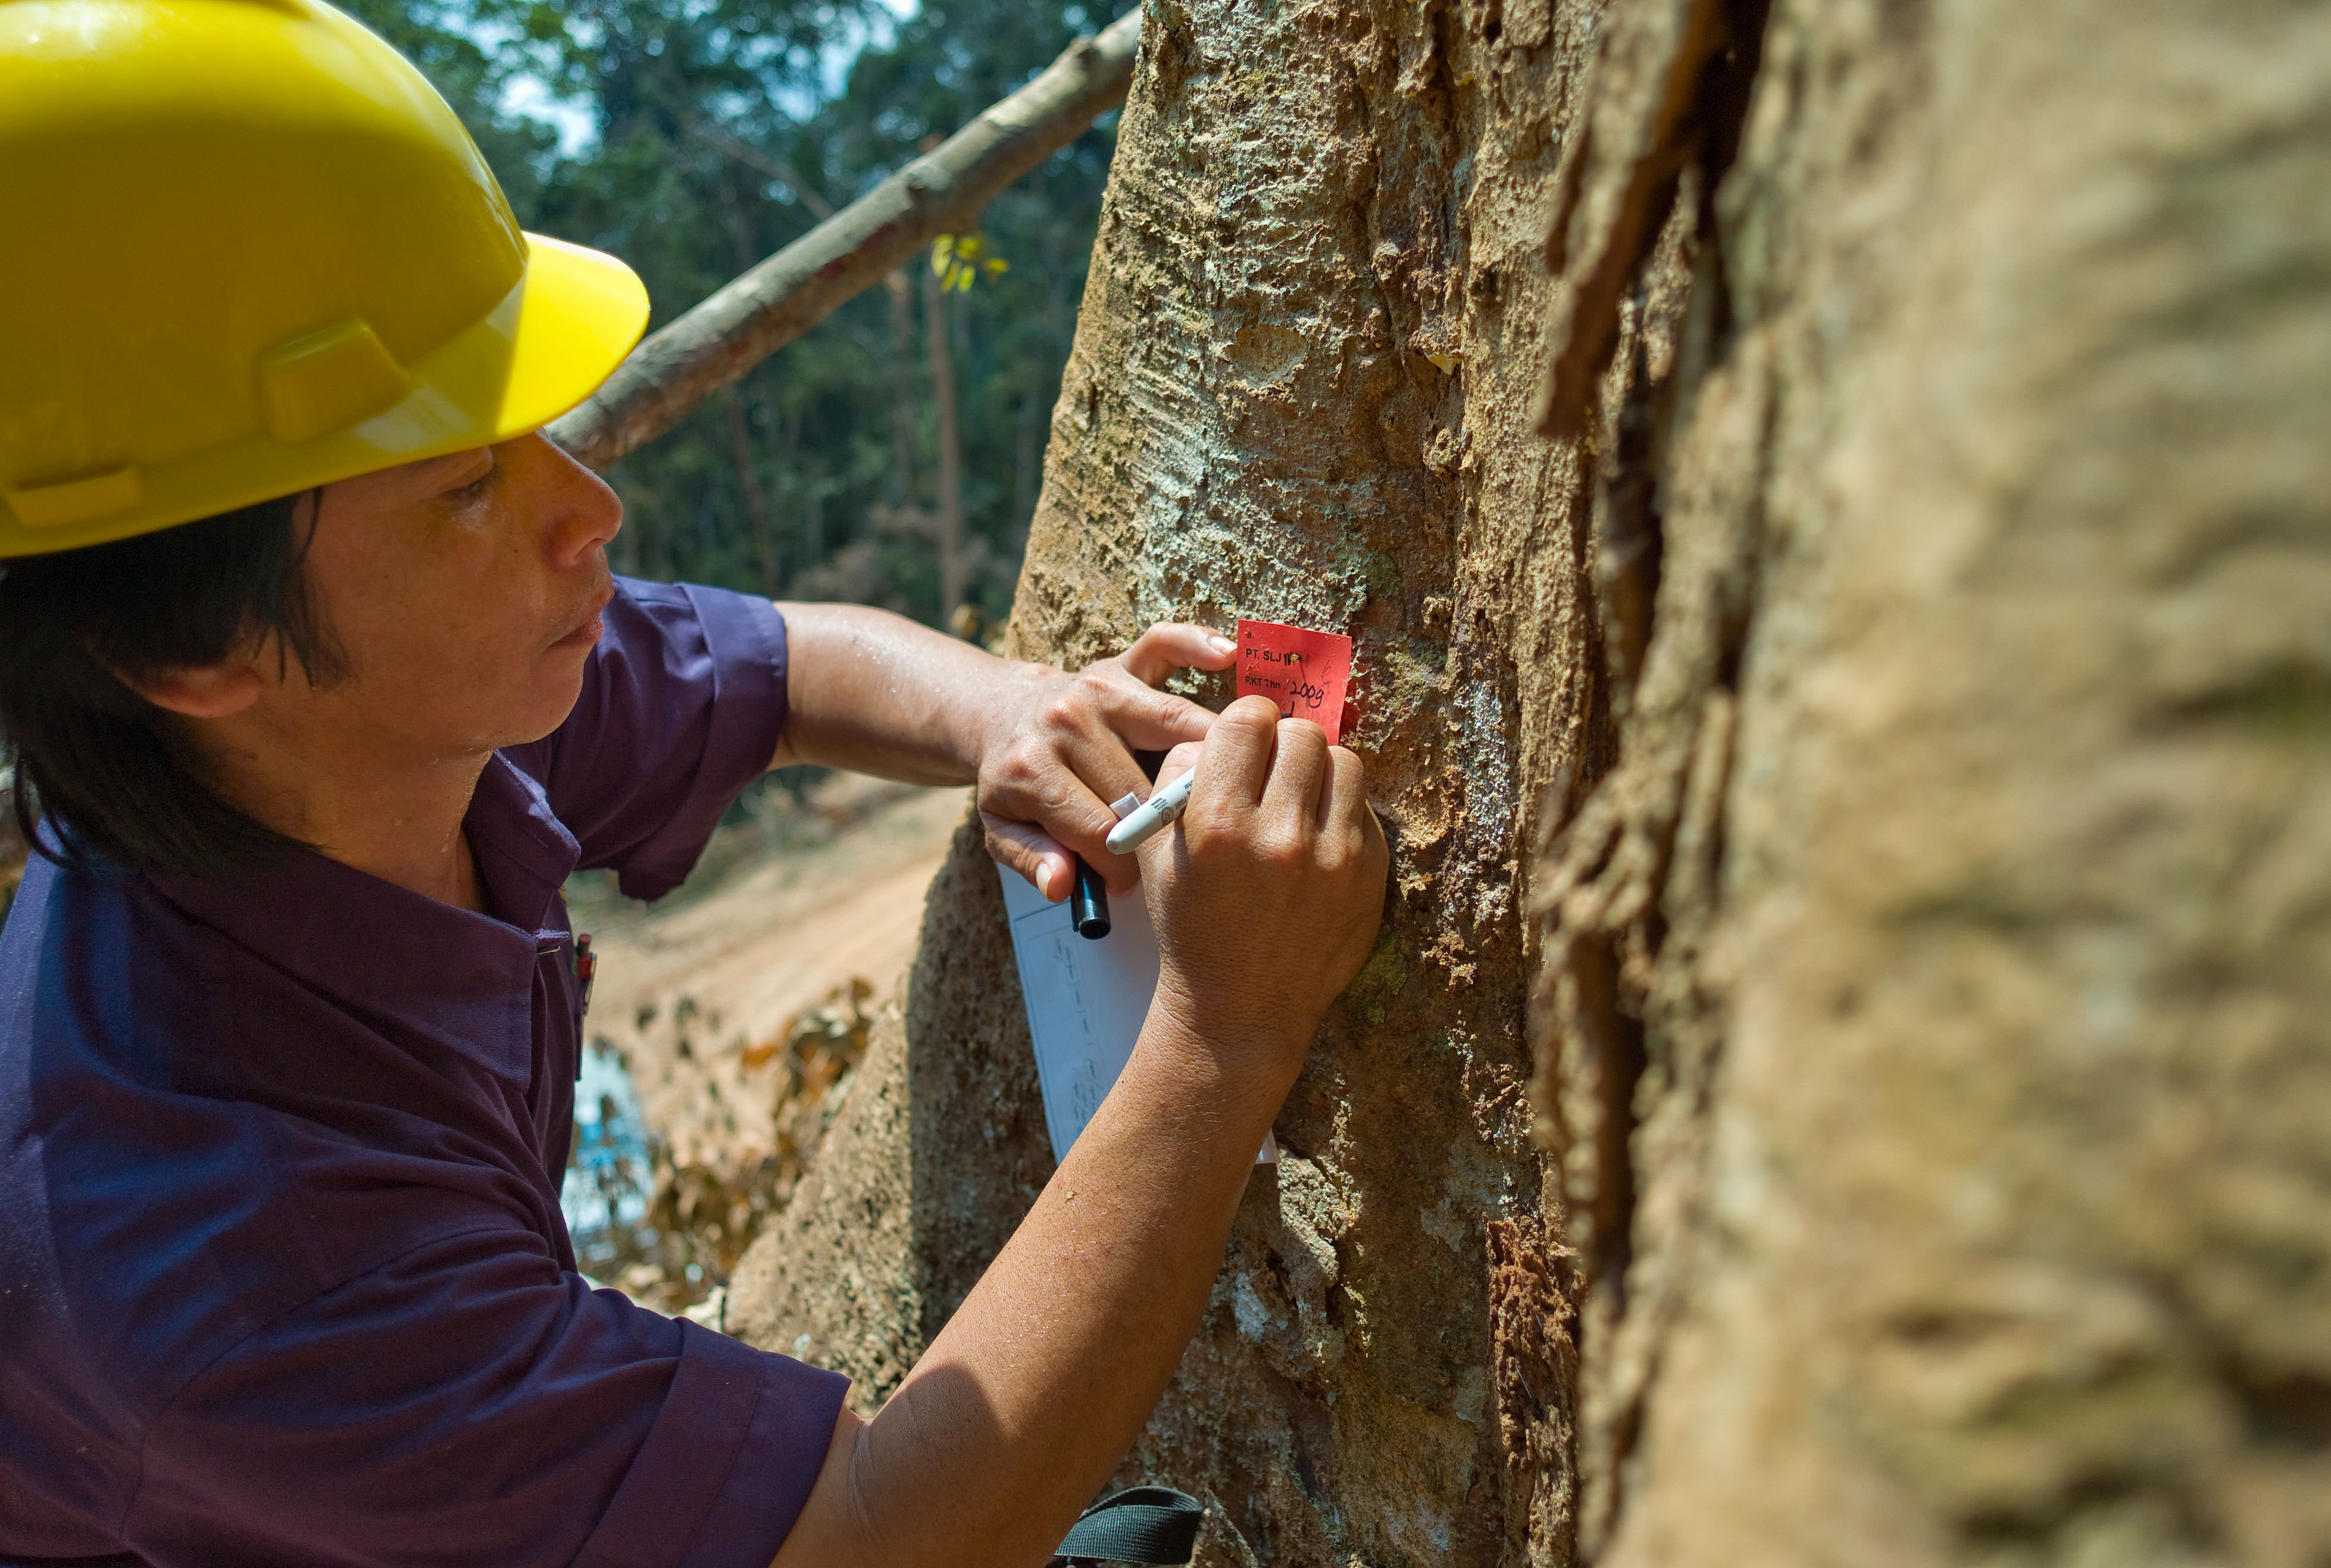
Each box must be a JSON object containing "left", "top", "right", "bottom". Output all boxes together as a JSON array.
[{"left": 452, "top": 465, "right": 496, "bottom": 501}]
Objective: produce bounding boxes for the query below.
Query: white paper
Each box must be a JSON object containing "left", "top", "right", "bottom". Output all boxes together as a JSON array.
[{"left": 998, "top": 867, "right": 1276, "bottom": 1166}]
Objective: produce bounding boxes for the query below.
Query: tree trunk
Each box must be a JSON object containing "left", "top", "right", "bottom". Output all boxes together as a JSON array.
[
  {"left": 726, "top": 0, "right": 2331, "bottom": 1564},
  {"left": 722, "top": 386, "right": 781, "bottom": 598},
  {"left": 924, "top": 262, "right": 968, "bottom": 622},
  {"left": 883, "top": 270, "right": 920, "bottom": 507},
  {"left": 1530, "top": 1, "right": 2331, "bottom": 1563},
  {"left": 734, "top": 0, "right": 1601, "bottom": 1558}
]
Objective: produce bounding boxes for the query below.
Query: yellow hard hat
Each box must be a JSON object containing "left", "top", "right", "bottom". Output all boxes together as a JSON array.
[{"left": 0, "top": 0, "right": 649, "bottom": 557}]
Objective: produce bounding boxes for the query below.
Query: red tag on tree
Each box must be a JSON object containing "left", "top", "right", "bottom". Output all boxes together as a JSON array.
[{"left": 1235, "top": 619, "right": 1353, "bottom": 742}]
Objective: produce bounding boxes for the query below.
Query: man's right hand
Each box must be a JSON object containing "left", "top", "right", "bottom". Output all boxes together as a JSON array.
[
  {"left": 770, "top": 695, "right": 1386, "bottom": 1568},
  {"left": 1136, "top": 696, "right": 1389, "bottom": 1085}
]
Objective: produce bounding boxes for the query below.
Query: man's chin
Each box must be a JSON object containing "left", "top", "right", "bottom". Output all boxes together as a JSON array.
[{"left": 507, "top": 666, "right": 592, "bottom": 748}]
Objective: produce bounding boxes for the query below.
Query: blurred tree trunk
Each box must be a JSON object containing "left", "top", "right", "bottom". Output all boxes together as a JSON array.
[
  {"left": 717, "top": 205, "right": 782, "bottom": 598},
  {"left": 883, "top": 269, "right": 921, "bottom": 507},
  {"left": 1530, "top": 1, "right": 2331, "bottom": 1563},
  {"left": 721, "top": 388, "right": 780, "bottom": 599},
  {"left": 924, "top": 263, "right": 968, "bottom": 622},
  {"left": 727, "top": 0, "right": 2331, "bottom": 1564}
]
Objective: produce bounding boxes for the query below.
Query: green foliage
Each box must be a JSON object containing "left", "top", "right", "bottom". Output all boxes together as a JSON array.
[
  {"left": 343, "top": 0, "right": 1118, "bottom": 624},
  {"left": 933, "top": 233, "right": 1008, "bottom": 293}
]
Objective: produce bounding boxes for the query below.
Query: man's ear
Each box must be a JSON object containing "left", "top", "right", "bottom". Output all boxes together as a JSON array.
[{"left": 115, "top": 659, "right": 264, "bottom": 720}]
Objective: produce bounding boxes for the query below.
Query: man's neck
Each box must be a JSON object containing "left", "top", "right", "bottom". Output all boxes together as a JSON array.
[
  {"left": 307, "top": 777, "right": 489, "bottom": 914},
  {"left": 192, "top": 719, "right": 492, "bottom": 913}
]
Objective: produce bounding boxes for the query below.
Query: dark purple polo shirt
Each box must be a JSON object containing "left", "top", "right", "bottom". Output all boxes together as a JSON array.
[{"left": 0, "top": 579, "right": 848, "bottom": 1567}]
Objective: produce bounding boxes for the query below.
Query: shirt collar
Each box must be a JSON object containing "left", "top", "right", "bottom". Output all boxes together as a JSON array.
[{"left": 146, "top": 754, "right": 582, "bottom": 1073}]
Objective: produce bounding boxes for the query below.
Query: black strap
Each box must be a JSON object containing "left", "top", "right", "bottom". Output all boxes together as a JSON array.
[{"left": 1050, "top": 1486, "right": 1205, "bottom": 1566}]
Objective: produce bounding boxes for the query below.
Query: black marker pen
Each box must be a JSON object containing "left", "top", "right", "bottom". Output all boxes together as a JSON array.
[{"left": 1068, "top": 854, "right": 1110, "bottom": 940}]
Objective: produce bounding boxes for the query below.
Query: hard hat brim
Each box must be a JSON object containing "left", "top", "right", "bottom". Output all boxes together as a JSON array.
[
  {"left": 0, "top": 234, "right": 649, "bottom": 557},
  {"left": 439, "top": 232, "right": 654, "bottom": 456}
]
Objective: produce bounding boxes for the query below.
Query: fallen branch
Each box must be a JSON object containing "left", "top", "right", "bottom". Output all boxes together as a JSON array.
[{"left": 551, "top": 8, "right": 1142, "bottom": 470}]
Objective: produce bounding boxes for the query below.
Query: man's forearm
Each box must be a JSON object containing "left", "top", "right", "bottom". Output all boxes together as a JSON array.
[
  {"left": 771, "top": 1010, "right": 1294, "bottom": 1568},
  {"left": 769, "top": 601, "right": 1033, "bottom": 782},
  {"left": 769, "top": 699, "right": 1388, "bottom": 1567}
]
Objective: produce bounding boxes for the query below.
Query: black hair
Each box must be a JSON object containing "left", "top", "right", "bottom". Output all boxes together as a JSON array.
[{"left": 0, "top": 493, "right": 350, "bottom": 880}]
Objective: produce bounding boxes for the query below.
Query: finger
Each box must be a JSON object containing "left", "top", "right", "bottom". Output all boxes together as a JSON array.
[
  {"left": 1026, "top": 668, "right": 1190, "bottom": 802},
  {"left": 1043, "top": 716, "right": 1160, "bottom": 814},
  {"left": 1154, "top": 739, "right": 1205, "bottom": 788},
  {"left": 1320, "top": 744, "right": 1368, "bottom": 833},
  {"left": 1080, "top": 664, "right": 1217, "bottom": 751},
  {"left": 1261, "top": 718, "right": 1329, "bottom": 833},
  {"left": 1094, "top": 852, "right": 1140, "bottom": 899},
  {"left": 1119, "top": 622, "right": 1238, "bottom": 687},
  {"left": 1322, "top": 746, "right": 1386, "bottom": 874},
  {"left": 1192, "top": 696, "right": 1282, "bottom": 817},
  {"left": 981, "top": 811, "right": 1074, "bottom": 902},
  {"left": 986, "top": 749, "right": 1149, "bottom": 895},
  {"left": 1130, "top": 740, "right": 1207, "bottom": 874}
]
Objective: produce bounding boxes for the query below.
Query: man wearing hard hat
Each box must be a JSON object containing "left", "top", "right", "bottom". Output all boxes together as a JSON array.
[{"left": 0, "top": 2, "right": 1386, "bottom": 1564}]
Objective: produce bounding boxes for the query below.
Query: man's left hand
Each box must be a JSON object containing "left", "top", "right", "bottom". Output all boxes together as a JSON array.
[{"left": 976, "top": 623, "right": 1235, "bottom": 900}]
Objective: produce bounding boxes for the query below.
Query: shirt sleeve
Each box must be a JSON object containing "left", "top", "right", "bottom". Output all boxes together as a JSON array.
[
  {"left": 507, "top": 577, "right": 789, "bottom": 901},
  {"left": 122, "top": 1228, "right": 848, "bottom": 1568}
]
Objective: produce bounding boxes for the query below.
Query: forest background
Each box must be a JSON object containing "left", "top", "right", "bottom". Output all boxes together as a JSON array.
[{"left": 354, "top": 0, "right": 1118, "bottom": 628}]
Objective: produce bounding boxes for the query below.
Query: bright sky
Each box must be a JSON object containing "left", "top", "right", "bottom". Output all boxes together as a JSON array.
[{"left": 499, "top": 71, "right": 598, "bottom": 156}]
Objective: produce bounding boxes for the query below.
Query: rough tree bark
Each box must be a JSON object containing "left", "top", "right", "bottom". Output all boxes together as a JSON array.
[
  {"left": 733, "top": 1, "right": 1603, "bottom": 1561},
  {"left": 725, "top": 0, "right": 2330, "bottom": 1564},
  {"left": 1533, "top": 1, "right": 2331, "bottom": 1564}
]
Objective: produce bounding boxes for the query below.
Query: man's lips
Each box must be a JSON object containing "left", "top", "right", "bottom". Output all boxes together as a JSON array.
[{"left": 552, "top": 591, "right": 613, "bottom": 650}]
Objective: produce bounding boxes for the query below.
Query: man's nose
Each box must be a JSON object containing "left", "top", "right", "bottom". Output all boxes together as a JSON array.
[{"left": 531, "top": 432, "right": 623, "bottom": 567}]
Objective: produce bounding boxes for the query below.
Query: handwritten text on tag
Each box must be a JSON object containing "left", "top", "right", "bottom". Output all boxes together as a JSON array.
[{"left": 1235, "top": 619, "right": 1352, "bottom": 743}]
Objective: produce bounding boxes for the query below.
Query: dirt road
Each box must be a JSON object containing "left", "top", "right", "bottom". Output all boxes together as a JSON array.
[{"left": 569, "top": 776, "right": 970, "bottom": 1188}]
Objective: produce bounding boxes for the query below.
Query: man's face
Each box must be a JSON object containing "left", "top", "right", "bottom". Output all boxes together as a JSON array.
[{"left": 261, "top": 432, "right": 623, "bottom": 763}]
